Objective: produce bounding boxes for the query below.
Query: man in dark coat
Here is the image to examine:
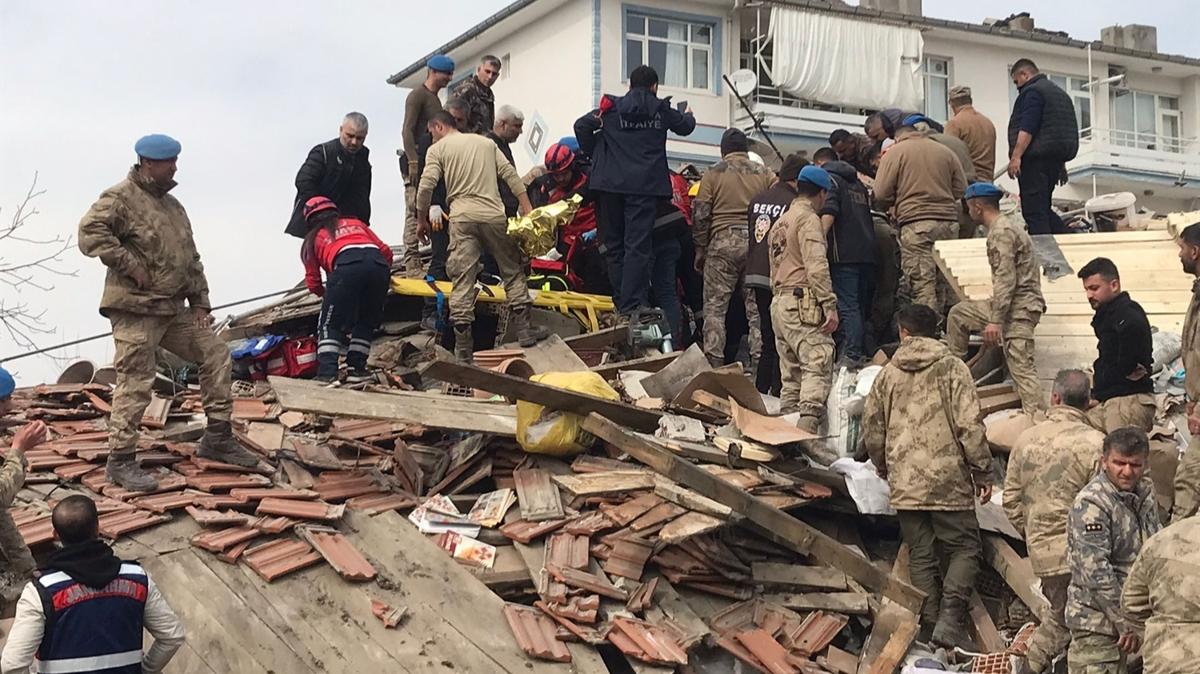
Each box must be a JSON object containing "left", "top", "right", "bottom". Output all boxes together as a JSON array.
[
  {"left": 574, "top": 65, "right": 695, "bottom": 316},
  {"left": 1007, "top": 59, "right": 1079, "bottom": 235},
  {"left": 285, "top": 113, "right": 372, "bottom": 238}
]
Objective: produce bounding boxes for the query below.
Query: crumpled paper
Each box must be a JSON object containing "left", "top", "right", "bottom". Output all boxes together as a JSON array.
[{"left": 506, "top": 193, "right": 582, "bottom": 257}]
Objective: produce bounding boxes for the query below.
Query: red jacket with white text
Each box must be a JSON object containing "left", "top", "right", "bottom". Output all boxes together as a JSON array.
[{"left": 302, "top": 217, "right": 393, "bottom": 296}]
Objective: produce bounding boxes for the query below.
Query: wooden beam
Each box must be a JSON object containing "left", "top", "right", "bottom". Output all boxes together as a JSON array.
[
  {"left": 859, "top": 600, "right": 919, "bottom": 674},
  {"left": 969, "top": 591, "right": 1004, "bottom": 652},
  {"left": 751, "top": 562, "right": 849, "bottom": 591},
  {"left": 268, "top": 376, "right": 517, "bottom": 436},
  {"left": 580, "top": 413, "right": 925, "bottom": 614},
  {"left": 588, "top": 351, "right": 681, "bottom": 381},
  {"left": 563, "top": 325, "right": 628, "bottom": 351},
  {"left": 982, "top": 534, "right": 1051, "bottom": 617},
  {"left": 421, "top": 360, "right": 662, "bottom": 433},
  {"left": 764, "top": 592, "right": 871, "bottom": 615}
]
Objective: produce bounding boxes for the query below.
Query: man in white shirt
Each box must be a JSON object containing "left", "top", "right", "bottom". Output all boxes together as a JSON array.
[{"left": 1, "top": 495, "right": 185, "bottom": 674}]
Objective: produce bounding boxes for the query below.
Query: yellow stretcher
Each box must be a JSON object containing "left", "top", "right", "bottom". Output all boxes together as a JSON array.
[{"left": 390, "top": 277, "right": 614, "bottom": 332}]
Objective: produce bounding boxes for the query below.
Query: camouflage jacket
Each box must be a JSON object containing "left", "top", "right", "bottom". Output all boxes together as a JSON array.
[
  {"left": 1121, "top": 517, "right": 1200, "bottom": 674},
  {"left": 692, "top": 152, "right": 775, "bottom": 249},
  {"left": 1184, "top": 278, "right": 1200, "bottom": 405},
  {"left": 1066, "top": 471, "right": 1161, "bottom": 635},
  {"left": 862, "top": 336, "right": 992, "bottom": 510},
  {"left": 78, "top": 168, "right": 211, "bottom": 317},
  {"left": 1, "top": 446, "right": 35, "bottom": 594},
  {"left": 768, "top": 199, "right": 837, "bottom": 312},
  {"left": 986, "top": 213, "right": 1045, "bottom": 326},
  {"left": 1003, "top": 406, "right": 1103, "bottom": 576},
  {"left": 451, "top": 75, "right": 496, "bottom": 135}
]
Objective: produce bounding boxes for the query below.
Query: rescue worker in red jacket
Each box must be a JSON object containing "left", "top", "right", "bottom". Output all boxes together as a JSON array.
[
  {"left": 528, "top": 143, "right": 608, "bottom": 294},
  {"left": 301, "top": 196, "right": 393, "bottom": 383}
]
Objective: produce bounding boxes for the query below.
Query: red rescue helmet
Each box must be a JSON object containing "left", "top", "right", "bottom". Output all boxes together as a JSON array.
[
  {"left": 544, "top": 143, "right": 575, "bottom": 174},
  {"left": 303, "top": 196, "right": 338, "bottom": 221}
]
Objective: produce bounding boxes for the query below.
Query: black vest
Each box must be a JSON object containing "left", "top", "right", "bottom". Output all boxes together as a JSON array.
[{"left": 1008, "top": 74, "right": 1080, "bottom": 161}]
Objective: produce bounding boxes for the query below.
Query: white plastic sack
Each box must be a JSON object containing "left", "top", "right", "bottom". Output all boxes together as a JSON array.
[
  {"left": 1152, "top": 330, "right": 1181, "bottom": 374},
  {"left": 831, "top": 458, "right": 895, "bottom": 515},
  {"left": 824, "top": 367, "right": 860, "bottom": 458}
]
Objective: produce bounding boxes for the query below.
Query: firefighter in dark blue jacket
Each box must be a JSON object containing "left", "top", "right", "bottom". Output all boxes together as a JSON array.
[{"left": 574, "top": 65, "right": 696, "bottom": 317}]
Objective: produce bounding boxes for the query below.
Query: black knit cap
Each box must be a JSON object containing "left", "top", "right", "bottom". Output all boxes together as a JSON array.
[{"left": 720, "top": 128, "right": 749, "bottom": 156}]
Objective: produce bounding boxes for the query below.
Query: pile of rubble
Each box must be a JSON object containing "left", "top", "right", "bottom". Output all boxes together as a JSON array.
[{"left": 3, "top": 333, "right": 1051, "bottom": 673}]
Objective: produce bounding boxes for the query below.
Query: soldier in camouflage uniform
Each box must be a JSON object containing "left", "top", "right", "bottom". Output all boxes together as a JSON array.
[
  {"left": 450, "top": 55, "right": 501, "bottom": 135},
  {"left": 694, "top": 130, "right": 775, "bottom": 367},
  {"left": 946, "top": 183, "right": 1046, "bottom": 414},
  {"left": 1120, "top": 516, "right": 1200, "bottom": 674},
  {"left": 1173, "top": 222, "right": 1200, "bottom": 523},
  {"left": 1005, "top": 369, "right": 1104, "bottom": 673},
  {"left": 78, "top": 134, "right": 260, "bottom": 492},
  {"left": 1066, "top": 427, "right": 1161, "bottom": 674},
  {"left": 862, "top": 303, "right": 992, "bottom": 647},
  {"left": 0, "top": 370, "right": 46, "bottom": 613},
  {"left": 768, "top": 166, "right": 837, "bottom": 436}
]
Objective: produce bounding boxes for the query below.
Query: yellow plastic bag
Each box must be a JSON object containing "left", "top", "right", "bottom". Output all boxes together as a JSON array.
[{"left": 516, "top": 371, "right": 619, "bottom": 456}]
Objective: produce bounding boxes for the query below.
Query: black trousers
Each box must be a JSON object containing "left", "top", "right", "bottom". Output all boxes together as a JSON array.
[
  {"left": 1017, "top": 157, "right": 1068, "bottom": 235},
  {"left": 753, "top": 286, "right": 781, "bottom": 396},
  {"left": 595, "top": 191, "right": 657, "bottom": 315},
  {"left": 316, "top": 247, "right": 390, "bottom": 378}
]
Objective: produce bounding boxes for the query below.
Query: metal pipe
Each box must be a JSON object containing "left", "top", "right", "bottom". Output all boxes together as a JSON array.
[{"left": 724, "top": 73, "right": 783, "bottom": 158}]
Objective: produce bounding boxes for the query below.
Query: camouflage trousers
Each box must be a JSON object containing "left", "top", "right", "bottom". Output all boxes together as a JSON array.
[
  {"left": 402, "top": 183, "right": 424, "bottom": 277},
  {"left": 1026, "top": 573, "right": 1071, "bottom": 672},
  {"left": 770, "top": 292, "right": 833, "bottom": 422},
  {"left": 108, "top": 310, "right": 233, "bottom": 456},
  {"left": 897, "top": 509, "right": 981, "bottom": 626},
  {"left": 1087, "top": 394, "right": 1155, "bottom": 434},
  {"left": 899, "top": 219, "right": 957, "bottom": 313},
  {"left": 702, "top": 228, "right": 760, "bottom": 366},
  {"left": 1067, "top": 631, "right": 1124, "bottom": 674},
  {"left": 1173, "top": 435, "right": 1200, "bottom": 523},
  {"left": 946, "top": 299, "right": 1046, "bottom": 414},
  {"left": 446, "top": 220, "right": 532, "bottom": 326},
  {"left": 0, "top": 508, "right": 35, "bottom": 605}
]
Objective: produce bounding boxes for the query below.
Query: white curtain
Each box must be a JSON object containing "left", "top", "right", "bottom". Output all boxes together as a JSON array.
[{"left": 763, "top": 7, "right": 924, "bottom": 111}]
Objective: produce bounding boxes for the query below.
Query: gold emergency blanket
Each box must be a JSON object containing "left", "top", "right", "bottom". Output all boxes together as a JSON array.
[{"left": 506, "top": 194, "right": 582, "bottom": 257}]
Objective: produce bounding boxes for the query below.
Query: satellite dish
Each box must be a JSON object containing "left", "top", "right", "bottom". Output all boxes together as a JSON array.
[{"left": 728, "top": 69, "right": 758, "bottom": 97}]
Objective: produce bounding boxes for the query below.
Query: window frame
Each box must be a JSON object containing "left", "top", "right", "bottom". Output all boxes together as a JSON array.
[
  {"left": 622, "top": 5, "right": 722, "bottom": 95},
  {"left": 1111, "top": 89, "right": 1183, "bottom": 152},
  {"left": 922, "top": 55, "right": 952, "bottom": 123}
]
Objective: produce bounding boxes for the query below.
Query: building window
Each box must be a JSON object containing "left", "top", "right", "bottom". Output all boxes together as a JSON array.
[
  {"left": 1112, "top": 90, "right": 1182, "bottom": 152},
  {"left": 923, "top": 56, "right": 950, "bottom": 122},
  {"left": 624, "top": 10, "right": 715, "bottom": 92}
]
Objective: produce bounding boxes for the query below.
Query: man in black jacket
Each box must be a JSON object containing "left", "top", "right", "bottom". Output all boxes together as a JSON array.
[
  {"left": 816, "top": 157, "right": 876, "bottom": 364},
  {"left": 1079, "top": 257, "right": 1155, "bottom": 433},
  {"left": 286, "top": 113, "right": 372, "bottom": 238},
  {"left": 487, "top": 104, "right": 525, "bottom": 219},
  {"left": 574, "top": 65, "right": 695, "bottom": 316},
  {"left": 1007, "top": 59, "right": 1079, "bottom": 235}
]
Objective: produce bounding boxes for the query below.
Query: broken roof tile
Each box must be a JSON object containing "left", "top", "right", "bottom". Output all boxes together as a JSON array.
[
  {"left": 185, "top": 506, "right": 254, "bottom": 528},
  {"left": 543, "top": 594, "right": 600, "bottom": 624},
  {"left": 546, "top": 532, "right": 590, "bottom": 571},
  {"left": 218, "top": 539, "right": 253, "bottom": 564},
  {"left": 786, "top": 610, "right": 849, "bottom": 657},
  {"left": 191, "top": 456, "right": 273, "bottom": 475},
  {"left": 602, "top": 537, "right": 655, "bottom": 581},
  {"left": 15, "top": 510, "right": 54, "bottom": 548},
  {"left": 190, "top": 525, "right": 263, "bottom": 553},
  {"left": 561, "top": 511, "right": 616, "bottom": 536},
  {"left": 609, "top": 617, "right": 689, "bottom": 666},
  {"left": 256, "top": 497, "right": 345, "bottom": 521},
  {"left": 97, "top": 510, "right": 172, "bottom": 539},
  {"left": 716, "top": 634, "right": 771, "bottom": 674},
  {"left": 53, "top": 461, "right": 97, "bottom": 481},
  {"left": 232, "top": 397, "right": 276, "bottom": 421},
  {"left": 345, "top": 492, "right": 415, "bottom": 515},
  {"left": 534, "top": 600, "right": 608, "bottom": 645},
  {"left": 249, "top": 515, "right": 297, "bottom": 534},
  {"left": 102, "top": 472, "right": 188, "bottom": 502},
  {"left": 502, "top": 603, "right": 572, "bottom": 663},
  {"left": 186, "top": 473, "right": 273, "bottom": 493},
  {"left": 241, "top": 538, "right": 322, "bottom": 582},
  {"left": 130, "top": 490, "right": 199, "bottom": 513},
  {"left": 625, "top": 577, "right": 659, "bottom": 615},
  {"left": 598, "top": 492, "right": 664, "bottom": 526},
  {"left": 190, "top": 493, "right": 247, "bottom": 510},
  {"left": 546, "top": 565, "right": 628, "bottom": 601},
  {"left": 371, "top": 599, "right": 407, "bottom": 628},
  {"left": 499, "top": 517, "right": 569, "bottom": 544},
  {"left": 735, "top": 629, "right": 797, "bottom": 674},
  {"left": 229, "top": 487, "right": 319, "bottom": 503},
  {"left": 302, "top": 528, "right": 376, "bottom": 581}
]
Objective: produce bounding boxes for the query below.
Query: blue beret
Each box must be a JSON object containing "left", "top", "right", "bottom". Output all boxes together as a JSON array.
[
  {"left": 902, "top": 114, "right": 927, "bottom": 127},
  {"left": 426, "top": 55, "right": 455, "bottom": 73},
  {"left": 134, "top": 134, "right": 181, "bottom": 160},
  {"left": 797, "top": 165, "right": 831, "bottom": 191},
  {"left": 964, "top": 182, "right": 1004, "bottom": 200},
  {"left": 0, "top": 366, "right": 14, "bottom": 399},
  {"left": 557, "top": 136, "right": 580, "bottom": 152}
]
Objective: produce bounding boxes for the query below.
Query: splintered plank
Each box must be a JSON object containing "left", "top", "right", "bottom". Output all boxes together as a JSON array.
[
  {"left": 552, "top": 471, "right": 656, "bottom": 497},
  {"left": 751, "top": 562, "right": 849, "bottom": 591},
  {"left": 513, "top": 469, "right": 565, "bottom": 522}
]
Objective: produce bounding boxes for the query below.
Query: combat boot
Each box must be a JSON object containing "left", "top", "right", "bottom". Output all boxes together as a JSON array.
[
  {"left": 197, "top": 420, "right": 261, "bottom": 467},
  {"left": 931, "top": 597, "right": 974, "bottom": 651},
  {"left": 106, "top": 453, "right": 159, "bottom": 492},
  {"left": 511, "top": 305, "right": 549, "bottom": 347},
  {"left": 454, "top": 324, "right": 474, "bottom": 363}
]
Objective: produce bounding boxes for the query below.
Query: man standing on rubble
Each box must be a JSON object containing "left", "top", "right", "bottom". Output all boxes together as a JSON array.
[
  {"left": 1, "top": 495, "right": 185, "bottom": 673},
  {"left": 1120, "top": 516, "right": 1200, "bottom": 673},
  {"left": 816, "top": 152, "right": 876, "bottom": 366},
  {"left": 1005, "top": 369, "right": 1104, "bottom": 674},
  {"left": 487, "top": 105, "right": 525, "bottom": 219},
  {"left": 1, "top": 367, "right": 47, "bottom": 621},
  {"left": 451, "top": 55, "right": 502, "bottom": 135},
  {"left": 945, "top": 86, "right": 997, "bottom": 184},
  {"left": 416, "top": 111, "right": 544, "bottom": 362},
  {"left": 401, "top": 54, "right": 455, "bottom": 276},
  {"left": 1066, "top": 427, "right": 1160, "bottom": 673},
  {"left": 946, "top": 182, "right": 1046, "bottom": 415},
  {"left": 1008, "top": 59, "right": 1079, "bottom": 235},
  {"left": 285, "top": 113, "right": 372, "bottom": 238},
  {"left": 873, "top": 125, "right": 967, "bottom": 313},
  {"left": 79, "top": 134, "right": 261, "bottom": 491},
  {"left": 1077, "top": 257, "right": 1156, "bottom": 434},
  {"left": 1173, "top": 221, "right": 1200, "bottom": 522},
  {"left": 861, "top": 303, "right": 991, "bottom": 649},
  {"left": 693, "top": 129, "right": 774, "bottom": 368},
  {"left": 768, "top": 166, "right": 838, "bottom": 445}
]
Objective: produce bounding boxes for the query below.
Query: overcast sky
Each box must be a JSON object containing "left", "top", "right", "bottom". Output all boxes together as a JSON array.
[{"left": 0, "top": 0, "right": 1191, "bottom": 384}]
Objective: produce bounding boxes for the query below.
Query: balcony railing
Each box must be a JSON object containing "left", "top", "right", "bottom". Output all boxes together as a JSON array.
[
  {"left": 1070, "top": 128, "right": 1200, "bottom": 179},
  {"left": 733, "top": 99, "right": 867, "bottom": 141}
]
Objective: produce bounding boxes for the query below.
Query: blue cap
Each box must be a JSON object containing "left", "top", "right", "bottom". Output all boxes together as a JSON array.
[
  {"left": 557, "top": 136, "right": 580, "bottom": 152},
  {"left": 902, "top": 113, "right": 928, "bottom": 127},
  {"left": 426, "top": 54, "right": 455, "bottom": 73},
  {"left": 964, "top": 182, "right": 1004, "bottom": 200},
  {"left": 0, "top": 366, "right": 14, "bottom": 400},
  {"left": 134, "top": 134, "right": 181, "bottom": 160},
  {"left": 797, "top": 165, "right": 832, "bottom": 191}
]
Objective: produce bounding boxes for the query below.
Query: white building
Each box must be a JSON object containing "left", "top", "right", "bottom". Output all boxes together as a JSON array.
[{"left": 387, "top": 0, "right": 1200, "bottom": 214}]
